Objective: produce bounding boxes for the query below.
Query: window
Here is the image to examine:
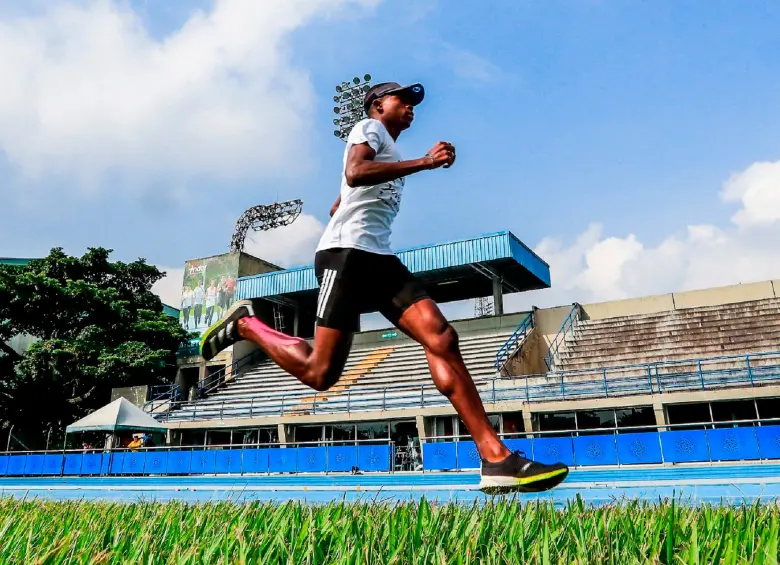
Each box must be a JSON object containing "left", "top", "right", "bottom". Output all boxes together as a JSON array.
[
  {"left": 501, "top": 412, "right": 525, "bottom": 436},
  {"left": 577, "top": 410, "right": 616, "bottom": 434},
  {"left": 328, "top": 424, "right": 355, "bottom": 443},
  {"left": 615, "top": 407, "right": 656, "bottom": 431},
  {"left": 258, "top": 427, "right": 278, "bottom": 445},
  {"left": 432, "top": 416, "right": 454, "bottom": 441},
  {"left": 295, "top": 425, "right": 324, "bottom": 445},
  {"left": 458, "top": 415, "right": 499, "bottom": 441},
  {"left": 757, "top": 398, "right": 780, "bottom": 421},
  {"left": 206, "top": 430, "right": 231, "bottom": 446},
  {"left": 711, "top": 400, "right": 757, "bottom": 427},
  {"left": 666, "top": 403, "right": 711, "bottom": 429},
  {"left": 533, "top": 412, "right": 575, "bottom": 436},
  {"left": 356, "top": 422, "right": 388, "bottom": 442},
  {"left": 390, "top": 421, "right": 417, "bottom": 448}
]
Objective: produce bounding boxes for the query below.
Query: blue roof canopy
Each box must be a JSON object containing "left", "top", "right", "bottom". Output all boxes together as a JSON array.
[{"left": 237, "top": 231, "right": 549, "bottom": 310}]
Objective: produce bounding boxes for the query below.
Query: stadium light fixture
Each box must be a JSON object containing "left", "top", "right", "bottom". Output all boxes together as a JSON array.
[
  {"left": 332, "top": 73, "right": 372, "bottom": 142},
  {"left": 230, "top": 199, "right": 304, "bottom": 253}
]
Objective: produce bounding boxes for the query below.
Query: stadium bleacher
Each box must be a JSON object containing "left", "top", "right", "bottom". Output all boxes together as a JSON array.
[{"left": 164, "top": 329, "right": 516, "bottom": 421}]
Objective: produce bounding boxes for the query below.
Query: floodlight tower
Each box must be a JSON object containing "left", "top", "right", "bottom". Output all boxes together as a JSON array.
[
  {"left": 474, "top": 296, "right": 494, "bottom": 318},
  {"left": 332, "top": 74, "right": 372, "bottom": 142},
  {"left": 229, "top": 199, "right": 304, "bottom": 253}
]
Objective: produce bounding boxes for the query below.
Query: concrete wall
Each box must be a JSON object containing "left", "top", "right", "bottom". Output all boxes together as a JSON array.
[
  {"left": 503, "top": 327, "right": 546, "bottom": 377},
  {"left": 582, "top": 279, "right": 780, "bottom": 321},
  {"left": 110, "top": 386, "right": 148, "bottom": 407},
  {"left": 237, "top": 252, "right": 282, "bottom": 277}
]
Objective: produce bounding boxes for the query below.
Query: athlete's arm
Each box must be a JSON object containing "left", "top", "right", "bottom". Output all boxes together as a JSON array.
[
  {"left": 330, "top": 195, "right": 341, "bottom": 217},
  {"left": 344, "top": 141, "right": 455, "bottom": 188}
]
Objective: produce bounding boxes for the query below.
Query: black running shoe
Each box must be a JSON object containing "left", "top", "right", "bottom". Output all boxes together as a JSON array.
[
  {"left": 479, "top": 451, "right": 569, "bottom": 495},
  {"left": 200, "top": 300, "right": 255, "bottom": 361}
]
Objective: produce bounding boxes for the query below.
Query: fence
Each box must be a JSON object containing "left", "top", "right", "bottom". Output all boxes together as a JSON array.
[
  {"left": 494, "top": 312, "right": 534, "bottom": 371},
  {"left": 4, "top": 420, "right": 780, "bottom": 478},
  {"left": 0, "top": 439, "right": 398, "bottom": 478},
  {"left": 152, "top": 350, "right": 780, "bottom": 422},
  {"left": 544, "top": 302, "right": 581, "bottom": 371}
]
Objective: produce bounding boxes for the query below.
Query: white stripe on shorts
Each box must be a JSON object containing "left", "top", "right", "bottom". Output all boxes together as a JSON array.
[{"left": 317, "top": 269, "right": 336, "bottom": 319}]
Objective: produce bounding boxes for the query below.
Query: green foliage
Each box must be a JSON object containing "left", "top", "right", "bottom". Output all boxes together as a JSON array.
[
  {"left": 0, "top": 497, "right": 778, "bottom": 564},
  {"left": 0, "top": 247, "right": 189, "bottom": 447}
]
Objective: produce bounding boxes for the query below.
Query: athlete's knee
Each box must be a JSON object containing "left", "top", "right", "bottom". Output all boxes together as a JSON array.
[
  {"left": 305, "top": 362, "right": 342, "bottom": 392},
  {"left": 425, "top": 323, "right": 460, "bottom": 357}
]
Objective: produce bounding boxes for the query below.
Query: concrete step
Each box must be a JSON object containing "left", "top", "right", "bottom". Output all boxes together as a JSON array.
[
  {"left": 579, "top": 298, "right": 780, "bottom": 325},
  {"left": 574, "top": 311, "right": 780, "bottom": 336}
]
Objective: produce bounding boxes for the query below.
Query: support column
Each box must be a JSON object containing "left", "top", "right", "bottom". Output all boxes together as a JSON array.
[
  {"left": 522, "top": 407, "right": 534, "bottom": 439},
  {"left": 277, "top": 423, "right": 288, "bottom": 447},
  {"left": 492, "top": 277, "right": 504, "bottom": 316},
  {"left": 293, "top": 308, "right": 300, "bottom": 337},
  {"left": 415, "top": 415, "right": 427, "bottom": 443},
  {"left": 653, "top": 401, "right": 667, "bottom": 431}
]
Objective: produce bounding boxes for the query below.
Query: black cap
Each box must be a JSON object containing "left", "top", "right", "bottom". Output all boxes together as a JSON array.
[{"left": 363, "top": 82, "right": 425, "bottom": 113}]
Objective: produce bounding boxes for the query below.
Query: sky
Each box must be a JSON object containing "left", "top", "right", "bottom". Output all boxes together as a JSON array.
[{"left": 1, "top": 0, "right": 779, "bottom": 327}]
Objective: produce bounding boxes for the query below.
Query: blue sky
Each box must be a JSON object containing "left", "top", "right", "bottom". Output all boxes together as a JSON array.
[{"left": 1, "top": 0, "right": 779, "bottom": 313}]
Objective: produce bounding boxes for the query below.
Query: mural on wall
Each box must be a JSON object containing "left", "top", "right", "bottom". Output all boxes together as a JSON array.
[{"left": 179, "top": 253, "right": 239, "bottom": 333}]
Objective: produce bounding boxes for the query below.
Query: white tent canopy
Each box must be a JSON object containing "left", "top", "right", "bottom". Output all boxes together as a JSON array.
[{"left": 66, "top": 397, "right": 168, "bottom": 434}]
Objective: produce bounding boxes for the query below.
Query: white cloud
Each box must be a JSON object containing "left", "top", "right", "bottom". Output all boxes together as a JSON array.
[
  {"left": 508, "top": 158, "right": 780, "bottom": 311},
  {"left": 0, "top": 0, "right": 375, "bottom": 194},
  {"left": 242, "top": 212, "right": 325, "bottom": 267}
]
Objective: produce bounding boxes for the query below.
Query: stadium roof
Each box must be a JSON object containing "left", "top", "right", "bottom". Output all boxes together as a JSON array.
[{"left": 237, "top": 231, "right": 549, "bottom": 310}]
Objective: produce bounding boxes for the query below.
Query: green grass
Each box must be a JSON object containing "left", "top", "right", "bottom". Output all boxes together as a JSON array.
[{"left": 1, "top": 496, "right": 779, "bottom": 564}]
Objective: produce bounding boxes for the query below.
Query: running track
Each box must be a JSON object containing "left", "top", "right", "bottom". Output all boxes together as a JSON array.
[{"left": 2, "top": 464, "right": 779, "bottom": 505}]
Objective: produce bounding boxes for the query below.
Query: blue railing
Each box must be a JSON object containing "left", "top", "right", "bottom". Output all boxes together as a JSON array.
[
  {"left": 0, "top": 440, "right": 397, "bottom": 477},
  {"left": 544, "top": 303, "right": 581, "bottom": 370},
  {"left": 152, "top": 350, "right": 780, "bottom": 422},
  {"left": 494, "top": 312, "right": 534, "bottom": 371},
  {"left": 4, "top": 419, "right": 780, "bottom": 478}
]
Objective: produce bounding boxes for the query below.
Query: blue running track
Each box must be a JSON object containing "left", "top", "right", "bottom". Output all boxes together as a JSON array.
[{"left": 2, "top": 464, "right": 780, "bottom": 506}]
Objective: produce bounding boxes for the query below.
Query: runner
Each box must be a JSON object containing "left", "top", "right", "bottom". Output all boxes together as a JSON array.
[{"left": 201, "top": 81, "right": 568, "bottom": 493}]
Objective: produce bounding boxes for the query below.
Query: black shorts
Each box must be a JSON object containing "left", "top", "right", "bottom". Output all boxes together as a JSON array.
[{"left": 314, "top": 248, "right": 429, "bottom": 332}]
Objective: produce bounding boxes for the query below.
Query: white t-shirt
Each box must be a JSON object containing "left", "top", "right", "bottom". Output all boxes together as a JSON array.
[{"left": 316, "top": 119, "right": 404, "bottom": 255}]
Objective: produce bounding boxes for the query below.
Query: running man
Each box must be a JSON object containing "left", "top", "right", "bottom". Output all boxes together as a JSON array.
[{"left": 201, "top": 81, "right": 568, "bottom": 493}]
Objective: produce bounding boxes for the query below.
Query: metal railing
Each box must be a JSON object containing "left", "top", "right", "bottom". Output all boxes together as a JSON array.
[
  {"left": 544, "top": 303, "right": 581, "bottom": 370},
  {"left": 197, "top": 349, "right": 265, "bottom": 397},
  {"left": 494, "top": 312, "right": 534, "bottom": 371},
  {"left": 151, "top": 350, "right": 780, "bottom": 422}
]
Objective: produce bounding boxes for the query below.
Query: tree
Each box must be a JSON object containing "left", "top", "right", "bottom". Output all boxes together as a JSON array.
[{"left": 0, "top": 248, "right": 189, "bottom": 448}]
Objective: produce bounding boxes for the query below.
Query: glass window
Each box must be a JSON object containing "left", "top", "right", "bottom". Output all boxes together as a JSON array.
[
  {"left": 457, "top": 416, "right": 499, "bottom": 441},
  {"left": 238, "top": 429, "right": 257, "bottom": 445},
  {"left": 615, "top": 407, "right": 656, "bottom": 431},
  {"left": 432, "top": 416, "right": 453, "bottom": 442},
  {"left": 711, "top": 400, "right": 757, "bottom": 427},
  {"left": 533, "top": 412, "right": 576, "bottom": 436},
  {"left": 356, "top": 422, "right": 388, "bottom": 442},
  {"left": 757, "top": 398, "right": 780, "bottom": 422},
  {"left": 178, "top": 430, "right": 206, "bottom": 447},
  {"left": 390, "top": 421, "right": 418, "bottom": 448},
  {"left": 258, "top": 427, "right": 278, "bottom": 446},
  {"left": 206, "top": 430, "right": 231, "bottom": 446},
  {"left": 295, "top": 425, "right": 323, "bottom": 445},
  {"left": 501, "top": 412, "right": 525, "bottom": 437},
  {"left": 329, "top": 424, "right": 355, "bottom": 443},
  {"left": 666, "top": 403, "right": 711, "bottom": 429},
  {"left": 577, "top": 410, "right": 616, "bottom": 433}
]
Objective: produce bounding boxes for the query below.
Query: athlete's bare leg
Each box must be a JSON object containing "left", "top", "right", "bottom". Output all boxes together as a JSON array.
[
  {"left": 394, "top": 298, "right": 511, "bottom": 463},
  {"left": 236, "top": 318, "right": 353, "bottom": 392}
]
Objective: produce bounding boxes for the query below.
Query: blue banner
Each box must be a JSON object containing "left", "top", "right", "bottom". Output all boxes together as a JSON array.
[
  {"left": 63, "top": 454, "right": 84, "bottom": 475},
  {"left": 456, "top": 441, "right": 481, "bottom": 470},
  {"left": 215, "top": 449, "right": 243, "bottom": 474},
  {"left": 616, "top": 432, "right": 663, "bottom": 465},
  {"left": 166, "top": 450, "right": 193, "bottom": 474},
  {"left": 532, "top": 437, "right": 575, "bottom": 466},
  {"left": 327, "top": 446, "right": 357, "bottom": 472},
  {"left": 122, "top": 451, "right": 146, "bottom": 474},
  {"left": 756, "top": 425, "right": 780, "bottom": 460},
  {"left": 358, "top": 444, "right": 391, "bottom": 472},
  {"left": 660, "top": 430, "right": 710, "bottom": 463},
  {"left": 83, "top": 453, "right": 104, "bottom": 475},
  {"left": 7, "top": 455, "right": 26, "bottom": 476},
  {"left": 707, "top": 427, "right": 760, "bottom": 462},
  {"left": 25, "top": 454, "right": 45, "bottom": 475},
  {"left": 422, "top": 442, "right": 457, "bottom": 471},
  {"left": 297, "top": 447, "right": 327, "bottom": 473},
  {"left": 144, "top": 452, "right": 169, "bottom": 475},
  {"left": 42, "top": 454, "right": 63, "bottom": 475},
  {"left": 242, "top": 449, "right": 269, "bottom": 474},
  {"left": 190, "top": 450, "right": 217, "bottom": 475},
  {"left": 573, "top": 434, "right": 618, "bottom": 466},
  {"left": 109, "top": 452, "right": 125, "bottom": 475},
  {"left": 0, "top": 455, "right": 9, "bottom": 476},
  {"left": 267, "top": 448, "right": 297, "bottom": 473},
  {"left": 503, "top": 438, "right": 533, "bottom": 458}
]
